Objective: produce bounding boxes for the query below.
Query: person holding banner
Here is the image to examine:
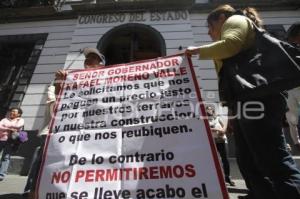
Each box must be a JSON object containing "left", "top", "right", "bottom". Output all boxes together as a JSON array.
[
  {"left": 22, "top": 83, "right": 55, "bottom": 198},
  {"left": 206, "top": 105, "right": 235, "bottom": 187},
  {"left": 22, "top": 47, "right": 106, "bottom": 198},
  {"left": 55, "top": 47, "right": 106, "bottom": 95},
  {"left": 186, "top": 4, "right": 300, "bottom": 199}
]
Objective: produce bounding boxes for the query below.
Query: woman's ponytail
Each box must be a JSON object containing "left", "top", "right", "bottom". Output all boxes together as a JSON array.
[{"left": 243, "top": 7, "right": 263, "bottom": 27}]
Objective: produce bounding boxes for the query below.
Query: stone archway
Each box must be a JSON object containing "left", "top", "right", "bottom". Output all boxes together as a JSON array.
[{"left": 98, "top": 23, "right": 166, "bottom": 65}]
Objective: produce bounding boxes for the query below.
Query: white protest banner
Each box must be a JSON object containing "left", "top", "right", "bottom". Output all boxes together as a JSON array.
[{"left": 36, "top": 54, "right": 229, "bottom": 199}]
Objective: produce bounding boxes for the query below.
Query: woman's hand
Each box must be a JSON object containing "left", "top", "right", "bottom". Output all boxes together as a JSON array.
[
  {"left": 211, "top": 127, "right": 226, "bottom": 135},
  {"left": 8, "top": 128, "right": 17, "bottom": 133},
  {"left": 55, "top": 70, "right": 67, "bottom": 81},
  {"left": 185, "top": 46, "right": 200, "bottom": 57},
  {"left": 54, "top": 69, "right": 68, "bottom": 95}
]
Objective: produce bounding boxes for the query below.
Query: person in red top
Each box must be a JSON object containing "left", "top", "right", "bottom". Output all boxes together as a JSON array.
[{"left": 0, "top": 107, "right": 24, "bottom": 180}]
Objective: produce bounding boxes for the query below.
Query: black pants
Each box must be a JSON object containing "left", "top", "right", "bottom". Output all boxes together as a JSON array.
[
  {"left": 232, "top": 94, "right": 300, "bottom": 199},
  {"left": 216, "top": 142, "right": 231, "bottom": 180},
  {"left": 24, "top": 135, "right": 46, "bottom": 192},
  {"left": 0, "top": 141, "right": 6, "bottom": 153}
]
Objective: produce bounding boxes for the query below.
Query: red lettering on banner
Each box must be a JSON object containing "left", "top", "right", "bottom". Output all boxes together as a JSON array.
[
  {"left": 75, "top": 170, "right": 85, "bottom": 182},
  {"left": 51, "top": 171, "right": 71, "bottom": 184},
  {"left": 95, "top": 169, "right": 105, "bottom": 181},
  {"left": 173, "top": 165, "right": 185, "bottom": 178},
  {"left": 85, "top": 170, "right": 94, "bottom": 182},
  {"left": 65, "top": 79, "right": 102, "bottom": 90},
  {"left": 106, "top": 169, "right": 118, "bottom": 181},
  {"left": 105, "top": 73, "right": 149, "bottom": 84},
  {"left": 160, "top": 165, "right": 173, "bottom": 178},
  {"left": 186, "top": 164, "right": 196, "bottom": 177},
  {"left": 123, "top": 168, "right": 132, "bottom": 180},
  {"left": 153, "top": 67, "right": 187, "bottom": 78},
  {"left": 139, "top": 167, "right": 149, "bottom": 180},
  {"left": 72, "top": 164, "right": 195, "bottom": 183},
  {"left": 107, "top": 58, "right": 180, "bottom": 75},
  {"left": 73, "top": 70, "right": 104, "bottom": 80},
  {"left": 172, "top": 58, "right": 179, "bottom": 66},
  {"left": 149, "top": 166, "right": 159, "bottom": 179}
]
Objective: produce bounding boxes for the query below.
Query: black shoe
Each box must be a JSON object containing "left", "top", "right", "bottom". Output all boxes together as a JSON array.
[
  {"left": 22, "top": 192, "right": 29, "bottom": 199},
  {"left": 238, "top": 192, "right": 254, "bottom": 199},
  {"left": 237, "top": 194, "right": 252, "bottom": 199},
  {"left": 22, "top": 191, "right": 34, "bottom": 199},
  {"left": 225, "top": 177, "right": 236, "bottom": 186}
]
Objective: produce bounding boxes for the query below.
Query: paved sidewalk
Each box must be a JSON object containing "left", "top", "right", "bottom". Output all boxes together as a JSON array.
[{"left": 0, "top": 175, "right": 27, "bottom": 198}]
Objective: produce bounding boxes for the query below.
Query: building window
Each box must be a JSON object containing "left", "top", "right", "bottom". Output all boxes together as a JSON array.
[
  {"left": 98, "top": 23, "right": 166, "bottom": 65},
  {"left": 0, "top": 34, "right": 47, "bottom": 118}
]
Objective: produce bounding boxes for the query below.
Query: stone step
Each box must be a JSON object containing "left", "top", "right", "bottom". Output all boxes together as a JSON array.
[{"left": 7, "top": 156, "right": 25, "bottom": 175}]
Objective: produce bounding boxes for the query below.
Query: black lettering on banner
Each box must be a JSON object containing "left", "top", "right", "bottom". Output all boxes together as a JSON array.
[
  {"left": 69, "top": 155, "right": 87, "bottom": 166},
  {"left": 122, "top": 125, "right": 192, "bottom": 139},
  {"left": 63, "top": 92, "right": 75, "bottom": 100},
  {"left": 69, "top": 133, "right": 91, "bottom": 144},
  {"left": 82, "top": 105, "right": 132, "bottom": 118},
  {"left": 95, "top": 131, "right": 117, "bottom": 140},
  {"left": 112, "top": 113, "right": 195, "bottom": 127},
  {"left": 143, "top": 80, "right": 164, "bottom": 89},
  {"left": 54, "top": 125, "right": 61, "bottom": 133},
  {"left": 60, "top": 98, "right": 98, "bottom": 111},
  {"left": 136, "top": 184, "right": 185, "bottom": 199},
  {"left": 136, "top": 99, "right": 191, "bottom": 112},
  {"left": 108, "top": 149, "right": 174, "bottom": 164},
  {"left": 91, "top": 154, "right": 104, "bottom": 164},
  {"left": 169, "top": 77, "right": 190, "bottom": 86},
  {"left": 77, "top": 84, "right": 139, "bottom": 97},
  {"left": 70, "top": 191, "right": 88, "bottom": 199},
  {"left": 46, "top": 192, "right": 66, "bottom": 199},
  {"left": 60, "top": 112, "right": 78, "bottom": 122},
  {"left": 93, "top": 188, "right": 131, "bottom": 199},
  {"left": 58, "top": 136, "right": 65, "bottom": 143},
  {"left": 63, "top": 120, "right": 107, "bottom": 131},
  {"left": 191, "top": 184, "right": 208, "bottom": 198},
  {"left": 117, "top": 87, "right": 192, "bottom": 103}
]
